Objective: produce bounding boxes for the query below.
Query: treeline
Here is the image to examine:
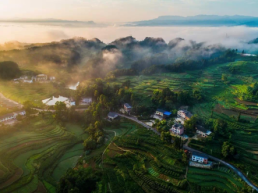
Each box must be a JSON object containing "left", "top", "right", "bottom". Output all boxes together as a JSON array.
[
  {"left": 134, "top": 49, "right": 237, "bottom": 74},
  {"left": 107, "top": 49, "right": 237, "bottom": 78},
  {"left": 0, "top": 61, "right": 21, "bottom": 79}
]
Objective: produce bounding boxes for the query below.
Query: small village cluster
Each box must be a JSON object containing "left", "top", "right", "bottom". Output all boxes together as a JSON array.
[
  {"left": 118, "top": 104, "right": 212, "bottom": 138},
  {"left": 13, "top": 74, "right": 55, "bottom": 84},
  {"left": 108, "top": 103, "right": 213, "bottom": 168}
]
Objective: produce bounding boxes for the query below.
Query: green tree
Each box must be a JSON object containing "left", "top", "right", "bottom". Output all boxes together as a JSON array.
[
  {"left": 161, "top": 131, "right": 172, "bottom": 144},
  {"left": 184, "top": 115, "right": 198, "bottom": 132},
  {"left": 173, "top": 137, "right": 181, "bottom": 149},
  {"left": 222, "top": 141, "right": 235, "bottom": 158},
  {"left": 53, "top": 102, "right": 68, "bottom": 123},
  {"left": 23, "top": 101, "right": 36, "bottom": 115},
  {"left": 0, "top": 61, "right": 21, "bottom": 80},
  {"left": 84, "top": 139, "right": 97, "bottom": 150},
  {"left": 222, "top": 74, "right": 228, "bottom": 81},
  {"left": 182, "top": 152, "right": 188, "bottom": 164},
  {"left": 58, "top": 167, "right": 101, "bottom": 193}
]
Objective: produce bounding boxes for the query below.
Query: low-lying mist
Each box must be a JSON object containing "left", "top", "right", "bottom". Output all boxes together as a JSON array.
[
  {"left": 0, "top": 23, "right": 258, "bottom": 85},
  {"left": 0, "top": 23, "right": 258, "bottom": 52}
]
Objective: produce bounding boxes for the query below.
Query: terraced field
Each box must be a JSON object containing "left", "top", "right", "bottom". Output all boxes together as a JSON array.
[
  {"left": 0, "top": 116, "right": 85, "bottom": 193},
  {"left": 98, "top": 121, "right": 248, "bottom": 193},
  {"left": 187, "top": 167, "right": 245, "bottom": 193}
]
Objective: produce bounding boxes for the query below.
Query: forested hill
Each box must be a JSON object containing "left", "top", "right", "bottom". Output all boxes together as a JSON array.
[{"left": 0, "top": 36, "right": 240, "bottom": 79}]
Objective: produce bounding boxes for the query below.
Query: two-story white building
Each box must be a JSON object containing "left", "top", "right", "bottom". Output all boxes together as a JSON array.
[
  {"left": 42, "top": 96, "right": 75, "bottom": 108},
  {"left": 191, "top": 152, "right": 208, "bottom": 164},
  {"left": 170, "top": 123, "right": 184, "bottom": 135}
]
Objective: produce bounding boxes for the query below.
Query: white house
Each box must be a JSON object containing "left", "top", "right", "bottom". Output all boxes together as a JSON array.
[
  {"left": 49, "top": 76, "right": 56, "bottom": 81},
  {"left": 124, "top": 103, "right": 132, "bottom": 113},
  {"left": 196, "top": 125, "right": 212, "bottom": 137},
  {"left": 34, "top": 74, "right": 48, "bottom": 82},
  {"left": 192, "top": 152, "right": 208, "bottom": 164},
  {"left": 80, "top": 97, "right": 92, "bottom": 105},
  {"left": 42, "top": 96, "right": 74, "bottom": 108},
  {"left": 23, "top": 80, "right": 33, "bottom": 83},
  {"left": 108, "top": 112, "right": 118, "bottom": 120}
]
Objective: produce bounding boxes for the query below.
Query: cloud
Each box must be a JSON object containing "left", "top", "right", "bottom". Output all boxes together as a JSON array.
[{"left": 46, "top": 30, "right": 69, "bottom": 40}]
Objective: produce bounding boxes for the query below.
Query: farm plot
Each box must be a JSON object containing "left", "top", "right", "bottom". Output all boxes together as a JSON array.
[
  {"left": 0, "top": 117, "right": 84, "bottom": 193},
  {"left": 187, "top": 167, "right": 244, "bottom": 193}
]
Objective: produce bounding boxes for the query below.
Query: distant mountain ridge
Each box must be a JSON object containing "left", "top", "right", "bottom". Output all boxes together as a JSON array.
[
  {"left": 0, "top": 18, "right": 102, "bottom": 27},
  {"left": 126, "top": 15, "right": 258, "bottom": 27}
]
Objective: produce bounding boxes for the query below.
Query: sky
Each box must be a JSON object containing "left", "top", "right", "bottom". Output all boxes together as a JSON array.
[{"left": 0, "top": 0, "right": 258, "bottom": 23}]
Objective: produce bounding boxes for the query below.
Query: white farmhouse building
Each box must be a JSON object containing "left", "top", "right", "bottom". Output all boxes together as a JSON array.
[{"left": 42, "top": 96, "right": 75, "bottom": 108}]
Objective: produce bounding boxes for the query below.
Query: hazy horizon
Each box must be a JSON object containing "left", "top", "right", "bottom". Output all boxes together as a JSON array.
[{"left": 0, "top": 0, "right": 258, "bottom": 23}]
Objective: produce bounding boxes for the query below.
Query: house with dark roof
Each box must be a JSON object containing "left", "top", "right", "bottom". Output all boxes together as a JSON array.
[
  {"left": 108, "top": 112, "right": 119, "bottom": 120},
  {"left": 124, "top": 103, "right": 132, "bottom": 113},
  {"left": 196, "top": 125, "right": 212, "bottom": 137}
]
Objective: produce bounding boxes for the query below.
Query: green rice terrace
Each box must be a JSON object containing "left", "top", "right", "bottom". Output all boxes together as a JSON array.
[{"left": 0, "top": 115, "right": 88, "bottom": 193}]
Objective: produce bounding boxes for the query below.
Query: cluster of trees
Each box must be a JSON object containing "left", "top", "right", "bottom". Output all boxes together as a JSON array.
[
  {"left": 221, "top": 141, "right": 236, "bottom": 158},
  {"left": 131, "top": 49, "right": 237, "bottom": 74},
  {"left": 151, "top": 87, "right": 203, "bottom": 109},
  {"left": 154, "top": 119, "right": 169, "bottom": 133},
  {"left": 58, "top": 167, "right": 102, "bottom": 193},
  {"left": 240, "top": 82, "right": 258, "bottom": 102},
  {"left": 83, "top": 121, "right": 105, "bottom": 150},
  {"left": 76, "top": 78, "right": 155, "bottom": 117},
  {"left": 0, "top": 61, "right": 20, "bottom": 80},
  {"left": 184, "top": 115, "right": 198, "bottom": 135},
  {"left": 106, "top": 68, "right": 138, "bottom": 80},
  {"left": 52, "top": 102, "right": 83, "bottom": 125}
]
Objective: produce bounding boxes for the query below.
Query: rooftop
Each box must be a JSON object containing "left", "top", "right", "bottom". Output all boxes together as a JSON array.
[
  {"left": 192, "top": 151, "right": 208, "bottom": 159},
  {"left": 157, "top": 109, "right": 172, "bottom": 116},
  {"left": 172, "top": 123, "right": 184, "bottom": 129},
  {"left": 196, "top": 125, "right": 208, "bottom": 132},
  {"left": 124, "top": 103, "right": 132, "bottom": 108},
  {"left": 108, "top": 112, "right": 118, "bottom": 118}
]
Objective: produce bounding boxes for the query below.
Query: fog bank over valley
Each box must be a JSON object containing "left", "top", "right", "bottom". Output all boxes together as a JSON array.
[{"left": 0, "top": 23, "right": 258, "bottom": 52}]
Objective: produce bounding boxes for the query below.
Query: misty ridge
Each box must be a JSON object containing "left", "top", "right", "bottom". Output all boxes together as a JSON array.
[
  {"left": 127, "top": 15, "right": 258, "bottom": 27},
  {"left": 0, "top": 35, "right": 258, "bottom": 82}
]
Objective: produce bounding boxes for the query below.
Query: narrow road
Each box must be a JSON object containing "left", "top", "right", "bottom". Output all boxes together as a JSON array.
[
  {"left": 118, "top": 113, "right": 258, "bottom": 192},
  {"left": 117, "top": 113, "right": 161, "bottom": 136}
]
